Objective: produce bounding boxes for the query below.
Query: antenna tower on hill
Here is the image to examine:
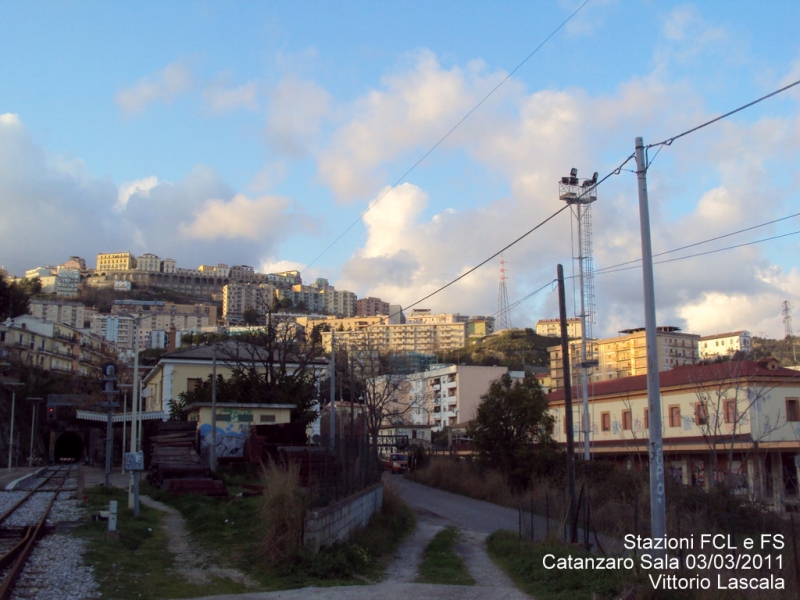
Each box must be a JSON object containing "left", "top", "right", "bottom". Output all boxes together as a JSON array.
[
  {"left": 783, "top": 300, "right": 796, "bottom": 362},
  {"left": 498, "top": 255, "right": 512, "bottom": 330}
]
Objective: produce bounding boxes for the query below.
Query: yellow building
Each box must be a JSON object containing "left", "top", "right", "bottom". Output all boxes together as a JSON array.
[
  {"left": 321, "top": 321, "right": 467, "bottom": 355},
  {"left": 549, "top": 326, "right": 700, "bottom": 390},
  {"left": 96, "top": 252, "right": 136, "bottom": 272}
]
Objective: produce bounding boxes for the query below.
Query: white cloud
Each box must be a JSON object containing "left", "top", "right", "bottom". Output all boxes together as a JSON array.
[
  {"left": 115, "top": 61, "right": 193, "bottom": 114},
  {"left": 204, "top": 80, "right": 259, "bottom": 112},
  {"left": 317, "top": 51, "right": 512, "bottom": 201},
  {"left": 118, "top": 176, "right": 158, "bottom": 209},
  {"left": 178, "top": 193, "right": 294, "bottom": 241}
]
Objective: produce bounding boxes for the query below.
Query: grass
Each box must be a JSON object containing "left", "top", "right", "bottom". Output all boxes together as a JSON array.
[
  {"left": 415, "top": 526, "right": 475, "bottom": 586},
  {"left": 486, "top": 530, "right": 634, "bottom": 600},
  {"left": 77, "top": 486, "right": 257, "bottom": 600}
]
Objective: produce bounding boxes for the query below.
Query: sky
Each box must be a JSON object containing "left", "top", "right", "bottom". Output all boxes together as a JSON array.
[{"left": 1, "top": 1, "right": 800, "bottom": 339}]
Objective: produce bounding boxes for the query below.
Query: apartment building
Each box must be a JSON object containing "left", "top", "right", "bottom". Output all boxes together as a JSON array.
[
  {"left": 536, "top": 318, "right": 582, "bottom": 338},
  {"left": 467, "top": 316, "right": 495, "bottom": 339},
  {"left": 699, "top": 331, "right": 752, "bottom": 359},
  {"left": 0, "top": 314, "right": 116, "bottom": 377},
  {"left": 322, "top": 321, "right": 468, "bottom": 354},
  {"left": 96, "top": 252, "right": 136, "bottom": 272},
  {"left": 406, "top": 309, "right": 469, "bottom": 325},
  {"left": 92, "top": 303, "right": 215, "bottom": 349},
  {"left": 55, "top": 266, "right": 81, "bottom": 297},
  {"left": 222, "top": 282, "right": 278, "bottom": 322},
  {"left": 547, "top": 358, "right": 800, "bottom": 510},
  {"left": 549, "top": 326, "right": 700, "bottom": 390},
  {"left": 388, "top": 364, "right": 521, "bottom": 431},
  {"left": 29, "top": 300, "right": 86, "bottom": 328},
  {"left": 356, "top": 297, "right": 390, "bottom": 317},
  {"left": 25, "top": 266, "right": 55, "bottom": 279}
]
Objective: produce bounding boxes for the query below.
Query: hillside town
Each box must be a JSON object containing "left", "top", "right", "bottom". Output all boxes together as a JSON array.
[{"left": 2, "top": 4, "right": 800, "bottom": 598}]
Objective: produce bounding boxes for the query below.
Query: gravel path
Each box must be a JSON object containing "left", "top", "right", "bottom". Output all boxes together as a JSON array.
[{"left": 139, "top": 495, "right": 259, "bottom": 589}]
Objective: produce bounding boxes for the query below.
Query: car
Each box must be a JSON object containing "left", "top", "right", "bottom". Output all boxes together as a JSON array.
[{"left": 381, "top": 453, "right": 408, "bottom": 474}]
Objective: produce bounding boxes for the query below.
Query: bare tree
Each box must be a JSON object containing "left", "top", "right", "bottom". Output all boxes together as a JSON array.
[{"left": 690, "top": 360, "right": 799, "bottom": 501}]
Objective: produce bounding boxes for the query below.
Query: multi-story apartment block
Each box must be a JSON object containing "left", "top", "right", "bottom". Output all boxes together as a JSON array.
[
  {"left": 55, "top": 266, "right": 81, "bottom": 297},
  {"left": 389, "top": 364, "right": 520, "bottom": 431},
  {"left": 549, "top": 326, "right": 700, "bottom": 391},
  {"left": 25, "top": 266, "right": 56, "bottom": 279},
  {"left": 222, "top": 283, "right": 278, "bottom": 322},
  {"left": 406, "top": 309, "right": 469, "bottom": 325},
  {"left": 61, "top": 256, "right": 87, "bottom": 272},
  {"left": 29, "top": 300, "right": 86, "bottom": 328},
  {"left": 699, "top": 331, "right": 752, "bottom": 359},
  {"left": 136, "top": 253, "right": 162, "bottom": 272},
  {"left": 356, "top": 297, "right": 390, "bottom": 317},
  {"left": 536, "top": 318, "right": 582, "bottom": 338},
  {"left": 322, "top": 321, "right": 468, "bottom": 354},
  {"left": 92, "top": 302, "right": 215, "bottom": 349},
  {"left": 1, "top": 314, "right": 116, "bottom": 377},
  {"left": 547, "top": 358, "right": 800, "bottom": 510},
  {"left": 96, "top": 252, "right": 136, "bottom": 272},
  {"left": 320, "top": 288, "right": 357, "bottom": 317}
]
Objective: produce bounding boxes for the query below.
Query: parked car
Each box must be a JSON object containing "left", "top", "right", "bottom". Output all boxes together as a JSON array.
[{"left": 381, "top": 453, "right": 408, "bottom": 474}]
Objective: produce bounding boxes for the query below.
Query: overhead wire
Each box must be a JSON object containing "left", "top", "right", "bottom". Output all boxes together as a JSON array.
[{"left": 303, "top": 0, "right": 593, "bottom": 271}]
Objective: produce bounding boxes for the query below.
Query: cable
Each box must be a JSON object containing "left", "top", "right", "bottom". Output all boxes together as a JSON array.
[
  {"left": 303, "top": 0, "right": 594, "bottom": 271},
  {"left": 401, "top": 204, "right": 571, "bottom": 314},
  {"left": 595, "top": 211, "right": 800, "bottom": 274},
  {"left": 647, "top": 78, "right": 800, "bottom": 151},
  {"left": 597, "top": 229, "right": 800, "bottom": 276}
]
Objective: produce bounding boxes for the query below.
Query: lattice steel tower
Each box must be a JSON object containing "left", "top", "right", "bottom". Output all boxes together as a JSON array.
[
  {"left": 498, "top": 255, "right": 512, "bottom": 330},
  {"left": 783, "top": 301, "right": 796, "bottom": 362},
  {"left": 559, "top": 168, "right": 599, "bottom": 460}
]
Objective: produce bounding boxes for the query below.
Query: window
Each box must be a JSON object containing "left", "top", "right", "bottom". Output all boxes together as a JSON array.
[
  {"left": 643, "top": 408, "right": 649, "bottom": 429},
  {"left": 695, "top": 402, "right": 708, "bottom": 426},
  {"left": 601, "top": 412, "right": 611, "bottom": 432},
  {"left": 787, "top": 398, "right": 799, "bottom": 422},
  {"left": 622, "top": 410, "right": 632, "bottom": 431},
  {"left": 186, "top": 378, "right": 202, "bottom": 393},
  {"left": 669, "top": 405, "right": 681, "bottom": 428},
  {"left": 724, "top": 399, "right": 737, "bottom": 424},
  {"left": 259, "top": 415, "right": 276, "bottom": 423}
]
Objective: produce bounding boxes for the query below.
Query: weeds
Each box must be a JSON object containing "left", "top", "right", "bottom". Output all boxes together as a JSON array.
[
  {"left": 416, "top": 526, "right": 474, "bottom": 586},
  {"left": 258, "top": 459, "right": 308, "bottom": 562}
]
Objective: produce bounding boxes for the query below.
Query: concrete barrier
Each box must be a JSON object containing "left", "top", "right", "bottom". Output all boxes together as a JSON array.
[{"left": 303, "top": 483, "right": 383, "bottom": 552}]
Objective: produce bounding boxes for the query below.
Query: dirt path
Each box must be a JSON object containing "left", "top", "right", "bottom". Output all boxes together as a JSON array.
[{"left": 140, "top": 495, "right": 259, "bottom": 588}]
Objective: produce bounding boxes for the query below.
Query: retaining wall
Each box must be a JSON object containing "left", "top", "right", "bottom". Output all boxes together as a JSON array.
[{"left": 303, "top": 482, "right": 383, "bottom": 552}]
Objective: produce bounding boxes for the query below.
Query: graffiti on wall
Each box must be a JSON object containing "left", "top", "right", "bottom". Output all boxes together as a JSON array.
[{"left": 198, "top": 408, "right": 254, "bottom": 458}]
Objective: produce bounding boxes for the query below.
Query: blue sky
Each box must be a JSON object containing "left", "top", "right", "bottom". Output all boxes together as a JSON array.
[{"left": 1, "top": 1, "right": 800, "bottom": 338}]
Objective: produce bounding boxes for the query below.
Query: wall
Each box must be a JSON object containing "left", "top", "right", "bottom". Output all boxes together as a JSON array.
[{"left": 303, "top": 483, "right": 383, "bottom": 552}]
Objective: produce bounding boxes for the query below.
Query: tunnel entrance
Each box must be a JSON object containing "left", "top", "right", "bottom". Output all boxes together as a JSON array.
[{"left": 54, "top": 431, "right": 83, "bottom": 463}]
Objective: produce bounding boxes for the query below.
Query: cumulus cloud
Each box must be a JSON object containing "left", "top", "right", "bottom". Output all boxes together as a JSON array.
[
  {"left": 317, "top": 51, "right": 513, "bottom": 201},
  {"left": 178, "top": 193, "right": 294, "bottom": 241},
  {"left": 118, "top": 176, "right": 158, "bottom": 209},
  {"left": 115, "top": 61, "right": 193, "bottom": 114}
]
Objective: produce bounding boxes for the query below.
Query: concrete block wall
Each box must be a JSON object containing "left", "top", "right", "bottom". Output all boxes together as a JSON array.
[{"left": 303, "top": 483, "right": 383, "bottom": 552}]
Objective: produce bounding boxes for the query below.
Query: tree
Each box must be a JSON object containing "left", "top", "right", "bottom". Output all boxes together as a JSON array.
[
  {"left": 242, "top": 307, "right": 261, "bottom": 326},
  {"left": 467, "top": 374, "right": 558, "bottom": 490},
  {"left": 0, "top": 275, "right": 33, "bottom": 319}
]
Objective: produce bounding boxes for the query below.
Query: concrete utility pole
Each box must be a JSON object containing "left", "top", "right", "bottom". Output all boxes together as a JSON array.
[
  {"left": 27, "top": 397, "right": 42, "bottom": 467},
  {"left": 634, "top": 136, "right": 667, "bottom": 549},
  {"left": 210, "top": 344, "right": 217, "bottom": 471},
  {"left": 557, "top": 265, "right": 577, "bottom": 539},
  {"left": 329, "top": 330, "right": 336, "bottom": 449}
]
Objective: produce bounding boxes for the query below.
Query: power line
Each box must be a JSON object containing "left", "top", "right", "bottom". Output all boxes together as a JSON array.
[
  {"left": 302, "top": 0, "right": 593, "bottom": 271},
  {"left": 646, "top": 78, "right": 800, "bottom": 153},
  {"left": 597, "top": 229, "right": 800, "bottom": 276},
  {"left": 595, "top": 210, "right": 800, "bottom": 273}
]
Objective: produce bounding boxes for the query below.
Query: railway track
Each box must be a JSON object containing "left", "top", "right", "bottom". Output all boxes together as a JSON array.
[{"left": 0, "top": 466, "right": 81, "bottom": 600}]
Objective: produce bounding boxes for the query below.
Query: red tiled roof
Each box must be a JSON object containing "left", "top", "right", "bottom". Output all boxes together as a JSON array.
[{"left": 547, "top": 359, "right": 800, "bottom": 403}]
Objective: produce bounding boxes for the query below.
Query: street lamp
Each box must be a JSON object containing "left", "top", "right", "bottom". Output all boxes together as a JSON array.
[
  {"left": 2, "top": 380, "right": 25, "bottom": 471},
  {"left": 27, "top": 397, "right": 43, "bottom": 468}
]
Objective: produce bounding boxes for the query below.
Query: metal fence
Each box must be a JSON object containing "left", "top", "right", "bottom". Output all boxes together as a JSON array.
[{"left": 279, "top": 438, "right": 383, "bottom": 508}]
